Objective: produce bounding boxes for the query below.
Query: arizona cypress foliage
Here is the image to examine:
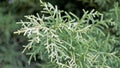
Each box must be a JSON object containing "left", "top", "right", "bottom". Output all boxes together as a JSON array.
[
  {"left": 15, "top": 1, "right": 120, "bottom": 68},
  {"left": 0, "top": 0, "right": 120, "bottom": 68}
]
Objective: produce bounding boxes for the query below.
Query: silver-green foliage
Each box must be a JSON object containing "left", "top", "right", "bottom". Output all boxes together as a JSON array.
[
  {"left": 104, "top": 2, "right": 120, "bottom": 57},
  {"left": 15, "top": 1, "right": 120, "bottom": 68}
]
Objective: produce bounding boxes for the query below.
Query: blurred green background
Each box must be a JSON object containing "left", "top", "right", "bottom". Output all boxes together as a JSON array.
[{"left": 0, "top": 0, "right": 119, "bottom": 68}]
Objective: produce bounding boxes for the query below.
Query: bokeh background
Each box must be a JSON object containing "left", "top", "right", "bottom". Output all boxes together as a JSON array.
[{"left": 0, "top": 0, "right": 119, "bottom": 68}]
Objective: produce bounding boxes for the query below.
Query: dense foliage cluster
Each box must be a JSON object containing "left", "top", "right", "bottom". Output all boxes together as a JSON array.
[
  {"left": 15, "top": 0, "right": 120, "bottom": 68},
  {"left": 0, "top": 0, "right": 120, "bottom": 68}
]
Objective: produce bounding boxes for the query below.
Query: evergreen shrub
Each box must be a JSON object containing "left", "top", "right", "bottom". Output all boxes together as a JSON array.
[{"left": 15, "top": 0, "right": 120, "bottom": 68}]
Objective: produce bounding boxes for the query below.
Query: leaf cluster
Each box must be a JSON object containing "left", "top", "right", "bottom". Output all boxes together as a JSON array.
[{"left": 15, "top": 1, "right": 120, "bottom": 68}]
